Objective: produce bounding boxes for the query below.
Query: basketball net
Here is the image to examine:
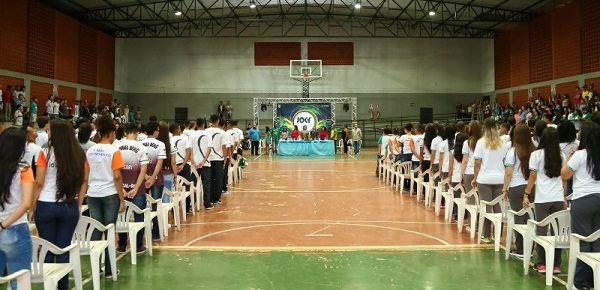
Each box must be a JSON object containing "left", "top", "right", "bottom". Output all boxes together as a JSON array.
[{"left": 303, "top": 72, "right": 309, "bottom": 82}]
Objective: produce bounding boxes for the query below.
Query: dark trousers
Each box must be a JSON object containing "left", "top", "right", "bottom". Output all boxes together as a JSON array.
[
  {"left": 571, "top": 193, "right": 600, "bottom": 289},
  {"left": 210, "top": 160, "right": 224, "bottom": 203},
  {"left": 35, "top": 201, "right": 79, "bottom": 290},
  {"left": 222, "top": 159, "right": 230, "bottom": 192},
  {"left": 177, "top": 163, "right": 192, "bottom": 210},
  {"left": 87, "top": 194, "right": 120, "bottom": 276},
  {"left": 477, "top": 183, "right": 502, "bottom": 237},
  {"left": 118, "top": 194, "right": 146, "bottom": 248},
  {"left": 251, "top": 141, "right": 259, "bottom": 155},
  {"left": 507, "top": 185, "right": 533, "bottom": 254},
  {"left": 148, "top": 185, "right": 164, "bottom": 238},
  {"left": 534, "top": 201, "right": 566, "bottom": 266},
  {"left": 198, "top": 166, "right": 212, "bottom": 208}
]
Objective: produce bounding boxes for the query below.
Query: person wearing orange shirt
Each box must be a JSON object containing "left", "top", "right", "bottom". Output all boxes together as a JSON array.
[{"left": 86, "top": 115, "right": 125, "bottom": 279}]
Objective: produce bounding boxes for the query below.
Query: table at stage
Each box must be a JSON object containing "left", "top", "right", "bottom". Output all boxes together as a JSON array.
[{"left": 278, "top": 140, "right": 335, "bottom": 156}]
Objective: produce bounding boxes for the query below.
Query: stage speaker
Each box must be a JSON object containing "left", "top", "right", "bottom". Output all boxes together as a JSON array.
[
  {"left": 420, "top": 107, "right": 433, "bottom": 125},
  {"left": 174, "top": 107, "right": 188, "bottom": 123}
]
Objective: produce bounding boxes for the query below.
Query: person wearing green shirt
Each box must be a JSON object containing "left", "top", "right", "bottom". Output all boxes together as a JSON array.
[
  {"left": 582, "top": 108, "right": 591, "bottom": 120},
  {"left": 330, "top": 124, "right": 338, "bottom": 153},
  {"left": 271, "top": 124, "right": 280, "bottom": 154}
]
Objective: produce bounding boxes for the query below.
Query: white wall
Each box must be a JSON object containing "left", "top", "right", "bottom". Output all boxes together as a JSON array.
[{"left": 115, "top": 37, "right": 494, "bottom": 120}]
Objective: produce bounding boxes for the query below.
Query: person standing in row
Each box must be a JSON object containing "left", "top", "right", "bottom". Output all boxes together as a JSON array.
[
  {"left": 205, "top": 115, "right": 228, "bottom": 205},
  {"left": 271, "top": 124, "right": 280, "bottom": 154},
  {"left": 117, "top": 123, "right": 149, "bottom": 253},
  {"left": 32, "top": 119, "right": 88, "bottom": 290},
  {"left": 472, "top": 118, "right": 507, "bottom": 244},
  {"left": 86, "top": 115, "right": 125, "bottom": 279},
  {"left": 562, "top": 121, "right": 600, "bottom": 290},
  {"left": 342, "top": 125, "right": 349, "bottom": 155},
  {"left": 190, "top": 118, "right": 214, "bottom": 210},
  {"left": 502, "top": 124, "right": 536, "bottom": 258},
  {"left": 0, "top": 127, "right": 34, "bottom": 290},
  {"left": 170, "top": 123, "right": 192, "bottom": 211},
  {"left": 524, "top": 127, "right": 566, "bottom": 274},
  {"left": 141, "top": 122, "right": 167, "bottom": 241}
]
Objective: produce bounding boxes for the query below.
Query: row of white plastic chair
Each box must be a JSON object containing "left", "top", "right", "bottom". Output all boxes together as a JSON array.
[{"left": 380, "top": 159, "right": 600, "bottom": 288}]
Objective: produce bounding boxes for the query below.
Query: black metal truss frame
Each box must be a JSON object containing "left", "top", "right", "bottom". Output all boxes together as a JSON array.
[{"left": 69, "top": 0, "right": 532, "bottom": 38}]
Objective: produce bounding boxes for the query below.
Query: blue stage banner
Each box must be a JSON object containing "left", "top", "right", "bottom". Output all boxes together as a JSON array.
[{"left": 275, "top": 103, "right": 332, "bottom": 132}]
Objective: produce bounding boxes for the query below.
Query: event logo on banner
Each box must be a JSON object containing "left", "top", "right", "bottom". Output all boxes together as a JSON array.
[{"left": 276, "top": 103, "right": 332, "bottom": 132}]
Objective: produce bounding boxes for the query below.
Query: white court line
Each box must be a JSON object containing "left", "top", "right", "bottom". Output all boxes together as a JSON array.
[
  {"left": 305, "top": 221, "right": 341, "bottom": 236},
  {"left": 349, "top": 154, "right": 357, "bottom": 160},
  {"left": 181, "top": 220, "right": 453, "bottom": 225},
  {"left": 232, "top": 187, "right": 388, "bottom": 193},
  {"left": 183, "top": 221, "right": 451, "bottom": 247},
  {"left": 254, "top": 155, "right": 262, "bottom": 160},
  {"left": 154, "top": 244, "right": 492, "bottom": 251}
]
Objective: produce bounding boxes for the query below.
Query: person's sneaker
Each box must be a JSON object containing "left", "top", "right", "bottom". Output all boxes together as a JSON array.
[
  {"left": 137, "top": 246, "right": 147, "bottom": 254},
  {"left": 480, "top": 236, "right": 492, "bottom": 244},
  {"left": 186, "top": 208, "right": 193, "bottom": 214},
  {"left": 205, "top": 206, "right": 214, "bottom": 210},
  {"left": 509, "top": 250, "right": 524, "bottom": 259},
  {"left": 535, "top": 264, "right": 546, "bottom": 273},
  {"left": 214, "top": 200, "right": 222, "bottom": 205},
  {"left": 116, "top": 246, "right": 127, "bottom": 253},
  {"left": 222, "top": 191, "right": 231, "bottom": 196},
  {"left": 553, "top": 266, "right": 561, "bottom": 274},
  {"left": 105, "top": 270, "right": 120, "bottom": 279},
  {"left": 152, "top": 234, "right": 161, "bottom": 242}
]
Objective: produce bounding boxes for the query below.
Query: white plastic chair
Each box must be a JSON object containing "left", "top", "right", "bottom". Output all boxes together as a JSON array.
[
  {"left": 115, "top": 201, "right": 152, "bottom": 265},
  {"left": 191, "top": 168, "right": 204, "bottom": 212},
  {"left": 393, "top": 161, "right": 413, "bottom": 193},
  {"left": 30, "top": 236, "right": 82, "bottom": 290},
  {"left": 415, "top": 169, "right": 431, "bottom": 202},
  {"left": 437, "top": 182, "right": 463, "bottom": 222},
  {"left": 523, "top": 209, "right": 571, "bottom": 286},
  {"left": 176, "top": 176, "right": 197, "bottom": 221},
  {"left": 386, "top": 161, "right": 399, "bottom": 186},
  {"left": 337, "top": 139, "right": 344, "bottom": 154},
  {"left": 477, "top": 194, "right": 508, "bottom": 251},
  {"left": 567, "top": 229, "right": 600, "bottom": 290},
  {"left": 505, "top": 207, "right": 535, "bottom": 260},
  {"left": 72, "top": 216, "right": 117, "bottom": 290},
  {"left": 457, "top": 188, "right": 480, "bottom": 239},
  {"left": 0, "top": 269, "right": 31, "bottom": 290},
  {"left": 145, "top": 194, "right": 165, "bottom": 242},
  {"left": 433, "top": 178, "right": 449, "bottom": 215},
  {"left": 423, "top": 171, "right": 439, "bottom": 207},
  {"left": 150, "top": 188, "right": 180, "bottom": 237},
  {"left": 259, "top": 140, "right": 265, "bottom": 154}
]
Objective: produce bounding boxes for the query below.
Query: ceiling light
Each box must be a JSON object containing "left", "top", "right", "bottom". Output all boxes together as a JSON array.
[
  {"left": 354, "top": 0, "right": 361, "bottom": 9},
  {"left": 174, "top": 10, "right": 182, "bottom": 16},
  {"left": 428, "top": 10, "right": 436, "bottom": 16},
  {"left": 250, "top": 0, "right": 256, "bottom": 8}
]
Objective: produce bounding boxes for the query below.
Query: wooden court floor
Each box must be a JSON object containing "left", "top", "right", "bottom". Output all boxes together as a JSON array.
[{"left": 155, "top": 150, "right": 479, "bottom": 250}]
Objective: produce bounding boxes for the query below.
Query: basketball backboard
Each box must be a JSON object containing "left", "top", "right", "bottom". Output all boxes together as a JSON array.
[{"left": 290, "top": 60, "right": 322, "bottom": 82}]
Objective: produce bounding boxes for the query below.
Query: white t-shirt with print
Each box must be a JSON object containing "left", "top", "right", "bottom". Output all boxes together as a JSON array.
[
  {"left": 205, "top": 127, "right": 226, "bottom": 162},
  {"left": 22, "top": 142, "right": 41, "bottom": 168},
  {"left": 504, "top": 147, "right": 528, "bottom": 187},
  {"left": 189, "top": 129, "right": 213, "bottom": 167},
  {"left": 86, "top": 144, "right": 124, "bottom": 198},
  {"left": 379, "top": 135, "right": 390, "bottom": 156},
  {"left": 141, "top": 138, "right": 167, "bottom": 185},
  {"left": 529, "top": 149, "right": 565, "bottom": 203},
  {"left": 118, "top": 139, "right": 149, "bottom": 195},
  {"left": 473, "top": 138, "right": 508, "bottom": 184},
  {"left": 451, "top": 149, "right": 462, "bottom": 183},
  {"left": 170, "top": 135, "right": 191, "bottom": 165},
  {"left": 411, "top": 134, "right": 424, "bottom": 162},
  {"left": 399, "top": 134, "right": 412, "bottom": 155},
  {"left": 568, "top": 150, "right": 600, "bottom": 200}
]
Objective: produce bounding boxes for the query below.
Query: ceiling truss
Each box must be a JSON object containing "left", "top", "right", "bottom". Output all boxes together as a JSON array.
[{"left": 54, "top": 0, "right": 534, "bottom": 38}]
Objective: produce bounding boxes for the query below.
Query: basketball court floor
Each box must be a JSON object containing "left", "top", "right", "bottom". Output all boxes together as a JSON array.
[{"left": 77, "top": 151, "right": 566, "bottom": 290}]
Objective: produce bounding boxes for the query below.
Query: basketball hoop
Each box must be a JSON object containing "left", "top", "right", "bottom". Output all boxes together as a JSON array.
[{"left": 303, "top": 72, "right": 309, "bottom": 82}]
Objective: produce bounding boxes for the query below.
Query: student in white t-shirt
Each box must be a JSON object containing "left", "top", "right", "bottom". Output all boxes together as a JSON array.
[
  {"left": 141, "top": 121, "right": 167, "bottom": 240},
  {"left": 473, "top": 118, "right": 508, "bottom": 243},
  {"left": 0, "top": 127, "right": 34, "bottom": 290},
  {"left": 170, "top": 123, "right": 192, "bottom": 211},
  {"left": 22, "top": 127, "right": 42, "bottom": 170},
  {"left": 205, "top": 115, "right": 229, "bottom": 205},
  {"left": 449, "top": 133, "right": 467, "bottom": 187},
  {"left": 524, "top": 127, "right": 566, "bottom": 274},
  {"left": 410, "top": 124, "right": 424, "bottom": 170},
  {"left": 85, "top": 115, "right": 124, "bottom": 279},
  {"left": 438, "top": 124, "right": 457, "bottom": 181},
  {"left": 561, "top": 121, "right": 600, "bottom": 289},
  {"left": 421, "top": 124, "right": 436, "bottom": 173},
  {"left": 398, "top": 123, "right": 413, "bottom": 163},
  {"left": 189, "top": 118, "right": 214, "bottom": 210},
  {"left": 462, "top": 121, "right": 482, "bottom": 193},
  {"left": 116, "top": 123, "right": 149, "bottom": 253},
  {"left": 501, "top": 124, "right": 536, "bottom": 258},
  {"left": 429, "top": 124, "right": 443, "bottom": 174},
  {"left": 32, "top": 119, "right": 89, "bottom": 290},
  {"left": 35, "top": 116, "right": 50, "bottom": 148},
  {"left": 13, "top": 105, "right": 23, "bottom": 127},
  {"left": 222, "top": 121, "right": 236, "bottom": 194}
]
